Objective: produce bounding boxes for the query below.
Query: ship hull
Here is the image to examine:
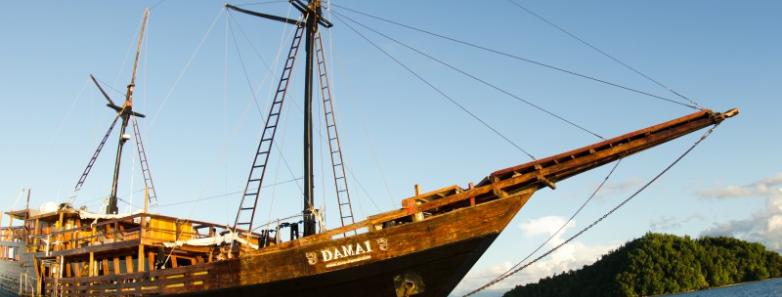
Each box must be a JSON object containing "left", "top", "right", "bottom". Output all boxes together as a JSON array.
[
  {"left": 0, "top": 259, "right": 20, "bottom": 297},
  {"left": 180, "top": 233, "right": 496, "bottom": 297},
  {"left": 0, "top": 239, "right": 35, "bottom": 297},
  {"left": 50, "top": 193, "right": 532, "bottom": 297}
]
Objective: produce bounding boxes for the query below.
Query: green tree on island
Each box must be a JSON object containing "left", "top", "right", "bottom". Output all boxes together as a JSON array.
[{"left": 503, "top": 233, "right": 782, "bottom": 297}]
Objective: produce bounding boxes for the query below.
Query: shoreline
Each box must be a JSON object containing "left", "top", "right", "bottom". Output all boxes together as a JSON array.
[{"left": 656, "top": 277, "right": 782, "bottom": 296}]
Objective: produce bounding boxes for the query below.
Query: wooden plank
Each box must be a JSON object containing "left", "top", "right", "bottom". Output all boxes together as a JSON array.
[
  {"left": 138, "top": 244, "right": 145, "bottom": 272},
  {"left": 113, "top": 257, "right": 121, "bottom": 275},
  {"left": 101, "top": 259, "right": 109, "bottom": 276},
  {"left": 149, "top": 251, "right": 156, "bottom": 271},
  {"left": 88, "top": 252, "right": 94, "bottom": 277},
  {"left": 125, "top": 255, "right": 134, "bottom": 274}
]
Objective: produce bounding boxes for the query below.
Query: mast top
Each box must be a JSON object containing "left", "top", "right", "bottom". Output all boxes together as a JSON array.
[
  {"left": 129, "top": 8, "right": 150, "bottom": 90},
  {"left": 225, "top": 1, "right": 332, "bottom": 28}
]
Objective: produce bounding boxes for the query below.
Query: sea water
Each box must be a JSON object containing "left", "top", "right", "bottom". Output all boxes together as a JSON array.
[{"left": 666, "top": 278, "right": 782, "bottom": 297}]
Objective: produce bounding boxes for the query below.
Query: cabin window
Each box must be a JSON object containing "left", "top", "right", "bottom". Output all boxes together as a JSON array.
[{"left": 175, "top": 257, "right": 192, "bottom": 268}]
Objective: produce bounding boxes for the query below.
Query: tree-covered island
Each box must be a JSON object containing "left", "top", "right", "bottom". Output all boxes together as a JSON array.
[{"left": 504, "top": 233, "right": 782, "bottom": 297}]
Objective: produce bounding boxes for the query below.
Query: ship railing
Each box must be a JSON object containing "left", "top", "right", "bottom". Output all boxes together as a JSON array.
[
  {"left": 45, "top": 261, "right": 216, "bottom": 296},
  {"left": 225, "top": 214, "right": 304, "bottom": 250},
  {"left": 28, "top": 213, "right": 232, "bottom": 256},
  {"left": 29, "top": 216, "right": 142, "bottom": 255}
]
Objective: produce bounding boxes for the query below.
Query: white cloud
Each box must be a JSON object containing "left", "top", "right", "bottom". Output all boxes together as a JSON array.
[
  {"left": 767, "top": 215, "right": 782, "bottom": 232},
  {"left": 650, "top": 214, "right": 703, "bottom": 231},
  {"left": 452, "top": 216, "right": 617, "bottom": 296},
  {"left": 697, "top": 172, "right": 782, "bottom": 199},
  {"left": 519, "top": 216, "right": 573, "bottom": 238},
  {"left": 595, "top": 177, "right": 643, "bottom": 200},
  {"left": 700, "top": 173, "right": 782, "bottom": 252}
]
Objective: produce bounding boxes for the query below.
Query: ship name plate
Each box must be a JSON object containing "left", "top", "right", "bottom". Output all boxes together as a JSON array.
[{"left": 306, "top": 237, "right": 389, "bottom": 268}]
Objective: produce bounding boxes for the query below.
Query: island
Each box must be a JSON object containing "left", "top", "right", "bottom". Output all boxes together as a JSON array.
[{"left": 504, "top": 233, "right": 782, "bottom": 297}]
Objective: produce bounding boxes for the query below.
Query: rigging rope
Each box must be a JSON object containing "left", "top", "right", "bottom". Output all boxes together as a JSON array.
[
  {"left": 334, "top": 14, "right": 537, "bottom": 160},
  {"left": 463, "top": 124, "right": 720, "bottom": 296},
  {"left": 504, "top": 0, "right": 702, "bottom": 109},
  {"left": 216, "top": 6, "right": 300, "bottom": 202},
  {"left": 235, "top": 0, "right": 288, "bottom": 6},
  {"left": 226, "top": 12, "right": 304, "bottom": 194},
  {"left": 344, "top": 165, "right": 382, "bottom": 214},
  {"left": 495, "top": 158, "right": 622, "bottom": 282},
  {"left": 226, "top": 15, "right": 265, "bottom": 115},
  {"left": 226, "top": 12, "right": 273, "bottom": 75},
  {"left": 150, "top": 0, "right": 169, "bottom": 11},
  {"left": 111, "top": 23, "right": 138, "bottom": 90},
  {"left": 332, "top": 4, "right": 697, "bottom": 110},
  {"left": 148, "top": 8, "right": 225, "bottom": 129},
  {"left": 323, "top": 4, "right": 397, "bottom": 210},
  {"left": 154, "top": 177, "right": 303, "bottom": 208},
  {"left": 93, "top": 76, "right": 125, "bottom": 97},
  {"left": 334, "top": 11, "right": 604, "bottom": 140}
]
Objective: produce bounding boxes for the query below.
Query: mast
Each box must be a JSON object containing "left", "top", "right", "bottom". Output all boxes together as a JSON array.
[
  {"left": 108, "top": 9, "right": 149, "bottom": 214},
  {"left": 302, "top": 0, "right": 321, "bottom": 237},
  {"left": 227, "top": 1, "right": 333, "bottom": 236},
  {"left": 25, "top": 189, "right": 30, "bottom": 220}
]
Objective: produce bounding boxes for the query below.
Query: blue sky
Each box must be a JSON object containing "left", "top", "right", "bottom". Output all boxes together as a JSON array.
[{"left": 1, "top": 1, "right": 780, "bottom": 296}]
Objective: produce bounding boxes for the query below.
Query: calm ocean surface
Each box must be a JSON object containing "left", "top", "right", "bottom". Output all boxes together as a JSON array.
[{"left": 665, "top": 278, "right": 782, "bottom": 297}]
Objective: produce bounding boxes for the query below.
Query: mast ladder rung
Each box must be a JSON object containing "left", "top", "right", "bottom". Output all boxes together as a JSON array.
[
  {"left": 131, "top": 116, "right": 158, "bottom": 202},
  {"left": 74, "top": 115, "right": 121, "bottom": 192},
  {"left": 313, "top": 31, "right": 356, "bottom": 227},
  {"left": 234, "top": 23, "right": 306, "bottom": 232}
]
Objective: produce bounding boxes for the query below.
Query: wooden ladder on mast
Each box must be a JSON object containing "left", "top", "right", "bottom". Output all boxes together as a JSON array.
[
  {"left": 234, "top": 24, "right": 306, "bottom": 232},
  {"left": 314, "top": 31, "right": 355, "bottom": 227},
  {"left": 131, "top": 116, "right": 158, "bottom": 203}
]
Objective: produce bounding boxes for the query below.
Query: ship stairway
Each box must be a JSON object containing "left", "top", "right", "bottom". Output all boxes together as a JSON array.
[
  {"left": 131, "top": 116, "right": 158, "bottom": 203},
  {"left": 234, "top": 23, "right": 305, "bottom": 232},
  {"left": 74, "top": 115, "right": 120, "bottom": 193},
  {"left": 314, "top": 31, "right": 355, "bottom": 227}
]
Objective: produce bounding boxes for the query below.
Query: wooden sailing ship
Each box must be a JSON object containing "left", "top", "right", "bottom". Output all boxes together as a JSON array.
[{"left": 1, "top": 2, "right": 739, "bottom": 296}]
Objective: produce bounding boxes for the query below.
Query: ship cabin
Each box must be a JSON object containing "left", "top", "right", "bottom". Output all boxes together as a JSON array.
[
  {"left": 1, "top": 209, "right": 34, "bottom": 262},
  {"left": 15, "top": 203, "right": 281, "bottom": 296}
]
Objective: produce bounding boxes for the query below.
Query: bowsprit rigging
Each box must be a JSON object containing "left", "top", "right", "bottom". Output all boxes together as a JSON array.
[
  {"left": 332, "top": 3, "right": 701, "bottom": 110},
  {"left": 73, "top": 8, "right": 158, "bottom": 214}
]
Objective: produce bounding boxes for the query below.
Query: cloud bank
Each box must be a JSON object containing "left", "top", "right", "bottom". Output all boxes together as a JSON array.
[{"left": 699, "top": 173, "right": 782, "bottom": 252}]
